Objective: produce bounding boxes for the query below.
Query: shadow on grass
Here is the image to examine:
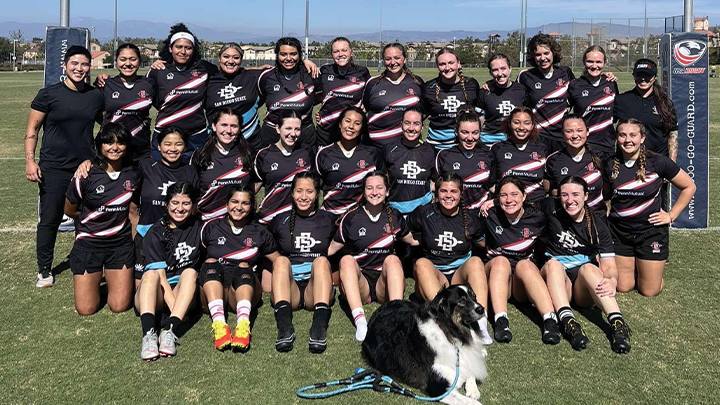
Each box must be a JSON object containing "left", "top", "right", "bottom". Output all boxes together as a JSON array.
[
  {"left": 577, "top": 306, "right": 613, "bottom": 346},
  {"left": 52, "top": 259, "right": 70, "bottom": 276}
]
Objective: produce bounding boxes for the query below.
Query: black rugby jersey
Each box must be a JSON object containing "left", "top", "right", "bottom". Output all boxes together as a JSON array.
[
  {"left": 406, "top": 204, "right": 483, "bottom": 274},
  {"left": 192, "top": 147, "right": 252, "bottom": 222},
  {"left": 477, "top": 80, "right": 528, "bottom": 135},
  {"left": 135, "top": 158, "right": 200, "bottom": 234},
  {"left": 434, "top": 145, "right": 495, "bottom": 210},
  {"left": 517, "top": 66, "right": 575, "bottom": 141},
  {"left": 100, "top": 76, "right": 154, "bottom": 160},
  {"left": 613, "top": 90, "right": 678, "bottom": 156},
  {"left": 315, "top": 64, "right": 370, "bottom": 133},
  {"left": 258, "top": 67, "right": 316, "bottom": 128},
  {"left": 201, "top": 219, "right": 278, "bottom": 267},
  {"left": 362, "top": 74, "right": 423, "bottom": 147},
  {"left": 383, "top": 140, "right": 435, "bottom": 214},
  {"left": 480, "top": 205, "right": 545, "bottom": 266},
  {"left": 568, "top": 76, "right": 619, "bottom": 151},
  {"left": 334, "top": 206, "right": 409, "bottom": 271},
  {"left": 544, "top": 149, "right": 604, "bottom": 211},
  {"left": 30, "top": 81, "right": 104, "bottom": 171},
  {"left": 206, "top": 68, "right": 264, "bottom": 140},
  {"left": 65, "top": 165, "right": 140, "bottom": 249},
  {"left": 268, "top": 209, "right": 337, "bottom": 281},
  {"left": 143, "top": 216, "right": 203, "bottom": 280},
  {"left": 146, "top": 60, "right": 217, "bottom": 133},
  {"left": 421, "top": 77, "right": 480, "bottom": 149},
  {"left": 539, "top": 198, "right": 614, "bottom": 268},
  {"left": 604, "top": 153, "right": 680, "bottom": 233},
  {"left": 254, "top": 144, "right": 313, "bottom": 224},
  {"left": 315, "top": 143, "right": 384, "bottom": 216},
  {"left": 492, "top": 140, "right": 547, "bottom": 202}
]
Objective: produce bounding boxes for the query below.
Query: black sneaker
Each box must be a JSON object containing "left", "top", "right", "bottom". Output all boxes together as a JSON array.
[
  {"left": 542, "top": 318, "right": 561, "bottom": 345},
  {"left": 308, "top": 314, "right": 329, "bottom": 354},
  {"left": 493, "top": 316, "right": 512, "bottom": 343},
  {"left": 275, "top": 325, "right": 295, "bottom": 352},
  {"left": 562, "top": 318, "right": 590, "bottom": 351},
  {"left": 610, "top": 319, "right": 632, "bottom": 354}
]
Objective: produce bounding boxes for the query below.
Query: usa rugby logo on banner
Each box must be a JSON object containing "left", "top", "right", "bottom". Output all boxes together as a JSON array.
[{"left": 673, "top": 40, "right": 707, "bottom": 67}]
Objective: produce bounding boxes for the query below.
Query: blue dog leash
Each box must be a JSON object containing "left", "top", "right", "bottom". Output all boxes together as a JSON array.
[{"left": 296, "top": 347, "right": 460, "bottom": 402}]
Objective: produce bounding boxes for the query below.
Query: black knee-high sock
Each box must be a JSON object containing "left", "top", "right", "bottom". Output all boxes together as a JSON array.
[
  {"left": 274, "top": 300, "right": 293, "bottom": 329},
  {"left": 607, "top": 312, "right": 623, "bottom": 323},
  {"left": 312, "top": 303, "right": 330, "bottom": 328},
  {"left": 558, "top": 306, "right": 575, "bottom": 323},
  {"left": 140, "top": 313, "right": 155, "bottom": 335},
  {"left": 167, "top": 316, "right": 181, "bottom": 332}
]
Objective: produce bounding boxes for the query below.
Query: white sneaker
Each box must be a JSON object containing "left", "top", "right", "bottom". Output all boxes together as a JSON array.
[
  {"left": 35, "top": 270, "right": 55, "bottom": 288},
  {"left": 140, "top": 329, "right": 159, "bottom": 361},
  {"left": 158, "top": 328, "right": 178, "bottom": 356}
]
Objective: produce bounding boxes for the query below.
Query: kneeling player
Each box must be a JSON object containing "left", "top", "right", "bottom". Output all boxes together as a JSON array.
[
  {"left": 540, "top": 177, "right": 632, "bottom": 353},
  {"left": 200, "top": 185, "right": 280, "bottom": 351}
]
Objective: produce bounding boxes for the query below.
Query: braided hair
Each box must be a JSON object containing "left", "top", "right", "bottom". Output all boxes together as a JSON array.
[
  {"left": 611, "top": 118, "right": 652, "bottom": 182},
  {"left": 561, "top": 114, "right": 603, "bottom": 172},
  {"left": 379, "top": 43, "right": 421, "bottom": 86},
  {"left": 159, "top": 23, "right": 202, "bottom": 66},
  {"left": 93, "top": 123, "right": 132, "bottom": 170},
  {"left": 501, "top": 107, "right": 540, "bottom": 142},
  {"left": 161, "top": 182, "right": 200, "bottom": 260},
  {"left": 274, "top": 37, "right": 312, "bottom": 96},
  {"left": 360, "top": 171, "right": 395, "bottom": 240},
  {"left": 196, "top": 108, "right": 252, "bottom": 171},
  {"left": 288, "top": 171, "right": 322, "bottom": 240},
  {"left": 558, "top": 176, "right": 600, "bottom": 245},
  {"left": 434, "top": 47, "right": 469, "bottom": 103},
  {"left": 436, "top": 171, "right": 470, "bottom": 240}
]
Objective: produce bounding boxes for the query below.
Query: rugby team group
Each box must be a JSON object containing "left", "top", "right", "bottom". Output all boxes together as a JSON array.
[{"left": 23, "top": 22, "right": 695, "bottom": 361}]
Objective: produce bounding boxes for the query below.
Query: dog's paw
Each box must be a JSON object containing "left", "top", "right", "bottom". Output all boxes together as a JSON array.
[{"left": 465, "top": 378, "right": 481, "bottom": 401}]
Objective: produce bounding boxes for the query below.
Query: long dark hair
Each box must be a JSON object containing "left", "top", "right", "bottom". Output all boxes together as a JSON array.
[
  {"left": 527, "top": 33, "right": 562, "bottom": 67},
  {"left": 225, "top": 184, "right": 256, "bottom": 222},
  {"left": 501, "top": 107, "right": 540, "bottom": 142},
  {"left": 558, "top": 176, "right": 600, "bottom": 245},
  {"left": 93, "top": 123, "right": 132, "bottom": 169},
  {"left": 434, "top": 47, "right": 469, "bottom": 102},
  {"left": 454, "top": 106, "right": 482, "bottom": 147},
  {"left": 611, "top": 118, "right": 653, "bottom": 183},
  {"left": 274, "top": 37, "right": 312, "bottom": 96},
  {"left": 651, "top": 81, "right": 678, "bottom": 134},
  {"left": 159, "top": 23, "right": 202, "bottom": 66},
  {"left": 435, "top": 171, "right": 470, "bottom": 240},
  {"left": 561, "top": 114, "right": 603, "bottom": 172},
  {"left": 288, "top": 171, "right": 322, "bottom": 240},
  {"left": 336, "top": 106, "right": 369, "bottom": 144},
  {"left": 195, "top": 108, "right": 252, "bottom": 171},
  {"left": 161, "top": 181, "right": 199, "bottom": 259},
  {"left": 496, "top": 175, "right": 536, "bottom": 211}
]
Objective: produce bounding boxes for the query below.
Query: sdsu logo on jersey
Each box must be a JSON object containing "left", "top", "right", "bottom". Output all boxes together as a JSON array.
[
  {"left": 478, "top": 161, "right": 486, "bottom": 170},
  {"left": 556, "top": 78, "right": 565, "bottom": 86},
  {"left": 674, "top": 40, "right": 707, "bottom": 67},
  {"left": 219, "top": 83, "right": 241, "bottom": 100},
  {"left": 123, "top": 180, "right": 134, "bottom": 192},
  {"left": 244, "top": 237, "right": 253, "bottom": 247},
  {"left": 235, "top": 158, "right": 244, "bottom": 168},
  {"left": 384, "top": 223, "right": 392, "bottom": 235},
  {"left": 558, "top": 230, "right": 582, "bottom": 249},
  {"left": 603, "top": 86, "right": 612, "bottom": 95},
  {"left": 651, "top": 241, "right": 662, "bottom": 254},
  {"left": 531, "top": 152, "right": 540, "bottom": 161},
  {"left": 174, "top": 242, "right": 196, "bottom": 262},
  {"left": 522, "top": 228, "right": 531, "bottom": 239},
  {"left": 587, "top": 162, "right": 595, "bottom": 171},
  {"left": 350, "top": 76, "right": 357, "bottom": 83},
  {"left": 138, "top": 90, "right": 148, "bottom": 98},
  {"left": 435, "top": 231, "right": 461, "bottom": 251},
  {"left": 357, "top": 160, "right": 368, "bottom": 169},
  {"left": 441, "top": 95, "right": 464, "bottom": 113},
  {"left": 191, "top": 70, "right": 199, "bottom": 78},
  {"left": 158, "top": 181, "right": 175, "bottom": 196},
  {"left": 401, "top": 160, "right": 426, "bottom": 179},
  {"left": 296, "top": 158, "right": 306, "bottom": 168},
  {"left": 294, "top": 232, "right": 320, "bottom": 252},
  {"left": 406, "top": 88, "right": 415, "bottom": 96},
  {"left": 496, "top": 100, "right": 515, "bottom": 116}
]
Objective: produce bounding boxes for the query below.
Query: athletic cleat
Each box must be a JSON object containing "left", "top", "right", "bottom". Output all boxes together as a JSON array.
[
  {"left": 232, "top": 319, "right": 251, "bottom": 351},
  {"left": 158, "top": 328, "right": 178, "bottom": 357},
  {"left": 275, "top": 325, "right": 295, "bottom": 352},
  {"left": 542, "top": 318, "right": 561, "bottom": 345},
  {"left": 308, "top": 323, "right": 328, "bottom": 354},
  {"left": 140, "top": 329, "right": 159, "bottom": 361},
  {"left": 35, "top": 267, "right": 54, "bottom": 288},
  {"left": 562, "top": 318, "right": 590, "bottom": 351},
  {"left": 493, "top": 316, "right": 512, "bottom": 343},
  {"left": 212, "top": 321, "right": 232, "bottom": 351},
  {"left": 610, "top": 319, "right": 632, "bottom": 354}
]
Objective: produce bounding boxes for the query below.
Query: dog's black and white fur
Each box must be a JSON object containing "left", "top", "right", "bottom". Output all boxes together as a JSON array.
[{"left": 362, "top": 285, "right": 488, "bottom": 405}]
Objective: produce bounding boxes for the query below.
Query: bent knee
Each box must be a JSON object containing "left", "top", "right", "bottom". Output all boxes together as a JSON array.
[
  {"left": 638, "top": 283, "right": 663, "bottom": 297},
  {"left": 383, "top": 254, "right": 402, "bottom": 268},
  {"left": 75, "top": 304, "right": 99, "bottom": 316}
]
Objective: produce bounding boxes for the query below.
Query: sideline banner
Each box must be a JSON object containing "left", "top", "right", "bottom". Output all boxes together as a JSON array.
[
  {"left": 660, "top": 32, "right": 710, "bottom": 229},
  {"left": 44, "top": 26, "right": 90, "bottom": 87}
]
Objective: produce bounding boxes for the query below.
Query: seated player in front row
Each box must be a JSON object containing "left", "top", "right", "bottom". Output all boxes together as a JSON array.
[{"left": 136, "top": 182, "right": 202, "bottom": 361}]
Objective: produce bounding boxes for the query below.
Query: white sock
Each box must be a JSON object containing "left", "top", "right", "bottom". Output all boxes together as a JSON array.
[
  {"left": 352, "top": 308, "right": 368, "bottom": 341},
  {"left": 236, "top": 300, "right": 252, "bottom": 322},
  {"left": 477, "top": 316, "right": 493, "bottom": 345},
  {"left": 209, "top": 299, "right": 225, "bottom": 324},
  {"left": 494, "top": 312, "right": 508, "bottom": 322},
  {"left": 542, "top": 312, "right": 558, "bottom": 322}
]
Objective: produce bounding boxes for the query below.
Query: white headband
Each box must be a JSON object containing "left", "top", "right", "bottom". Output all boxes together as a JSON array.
[{"left": 170, "top": 32, "right": 195, "bottom": 46}]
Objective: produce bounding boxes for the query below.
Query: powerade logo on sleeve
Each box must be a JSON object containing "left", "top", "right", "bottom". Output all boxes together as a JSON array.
[{"left": 673, "top": 40, "right": 708, "bottom": 74}]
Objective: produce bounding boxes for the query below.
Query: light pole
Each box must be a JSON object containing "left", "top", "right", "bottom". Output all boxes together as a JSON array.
[
  {"left": 683, "top": 0, "right": 693, "bottom": 32},
  {"left": 114, "top": 0, "right": 118, "bottom": 67},
  {"left": 12, "top": 39, "right": 17, "bottom": 72},
  {"left": 60, "top": 0, "right": 69, "bottom": 27},
  {"left": 304, "top": 0, "right": 309, "bottom": 60},
  {"left": 281, "top": 0, "right": 285, "bottom": 37},
  {"left": 453, "top": 36, "right": 456, "bottom": 48}
]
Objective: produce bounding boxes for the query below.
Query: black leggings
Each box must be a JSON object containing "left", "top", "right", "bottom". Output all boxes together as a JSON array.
[{"left": 36, "top": 168, "right": 74, "bottom": 270}]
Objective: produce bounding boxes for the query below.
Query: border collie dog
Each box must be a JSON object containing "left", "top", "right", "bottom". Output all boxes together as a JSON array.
[{"left": 362, "top": 286, "right": 488, "bottom": 405}]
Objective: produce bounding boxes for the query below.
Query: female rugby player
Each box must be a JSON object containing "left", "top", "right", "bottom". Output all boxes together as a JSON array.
[
  {"left": 268, "top": 172, "right": 337, "bottom": 353},
  {"left": 329, "top": 171, "right": 407, "bottom": 341},
  {"left": 477, "top": 53, "right": 527, "bottom": 145}
]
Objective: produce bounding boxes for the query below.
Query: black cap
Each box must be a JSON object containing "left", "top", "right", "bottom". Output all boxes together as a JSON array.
[{"left": 633, "top": 58, "right": 657, "bottom": 77}]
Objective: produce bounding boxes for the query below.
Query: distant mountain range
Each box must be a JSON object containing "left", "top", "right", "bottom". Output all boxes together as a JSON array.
[{"left": 1, "top": 17, "right": 666, "bottom": 44}]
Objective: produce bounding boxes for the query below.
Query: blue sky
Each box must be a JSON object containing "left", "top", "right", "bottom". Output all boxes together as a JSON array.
[{"left": 3, "top": 0, "right": 718, "bottom": 34}]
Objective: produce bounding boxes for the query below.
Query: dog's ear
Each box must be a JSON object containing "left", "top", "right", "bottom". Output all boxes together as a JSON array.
[{"left": 429, "top": 287, "right": 449, "bottom": 317}]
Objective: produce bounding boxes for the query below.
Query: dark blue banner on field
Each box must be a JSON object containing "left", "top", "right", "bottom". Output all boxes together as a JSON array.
[
  {"left": 660, "top": 32, "right": 710, "bottom": 229},
  {"left": 44, "top": 26, "right": 89, "bottom": 88}
]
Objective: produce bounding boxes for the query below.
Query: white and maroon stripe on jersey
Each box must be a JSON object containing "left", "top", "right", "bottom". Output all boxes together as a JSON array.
[
  {"left": 267, "top": 85, "right": 316, "bottom": 112},
  {"left": 614, "top": 192, "right": 659, "bottom": 218},
  {"left": 110, "top": 98, "right": 152, "bottom": 123},
  {"left": 163, "top": 73, "right": 209, "bottom": 105},
  {"left": 616, "top": 173, "right": 661, "bottom": 191},
  {"left": 318, "top": 99, "right": 363, "bottom": 126},
  {"left": 156, "top": 102, "right": 204, "bottom": 128},
  {"left": 80, "top": 190, "right": 134, "bottom": 224},
  {"left": 508, "top": 158, "right": 547, "bottom": 173},
  {"left": 76, "top": 220, "right": 127, "bottom": 241},
  {"left": 198, "top": 167, "right": 250, "bottom": 206},
  {"left": 488, "top": 235, "right": 537, "bottom": 255},
  {"left": 222, "top": 247, "right": 260, "bottom": 262}
]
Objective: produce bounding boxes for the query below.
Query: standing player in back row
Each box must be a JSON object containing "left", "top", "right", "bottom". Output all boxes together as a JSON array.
[
  {"left": 477, "top": 53, "right": 528, "bottom": 145},
  {"left": 314, "top": 37, "right": 371, "bottom": 146},
  {"left": 421, "top": 47, "right": 480, "bottom": 151},
  {"left": 362, "top": 43, "right": 423, "bottom": 147}
]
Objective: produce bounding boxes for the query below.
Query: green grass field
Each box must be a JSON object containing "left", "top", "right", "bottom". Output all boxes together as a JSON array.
[{"left": 0, "top": 68, "right": 719, "bottom": 404}]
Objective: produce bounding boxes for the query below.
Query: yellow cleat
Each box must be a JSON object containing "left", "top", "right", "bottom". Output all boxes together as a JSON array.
[
  {"left": 212, "top": 321, "right": 232, "bottom": 351},
  {"left": 232, "top": 319, "right": 251, "bottom": 351}
]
